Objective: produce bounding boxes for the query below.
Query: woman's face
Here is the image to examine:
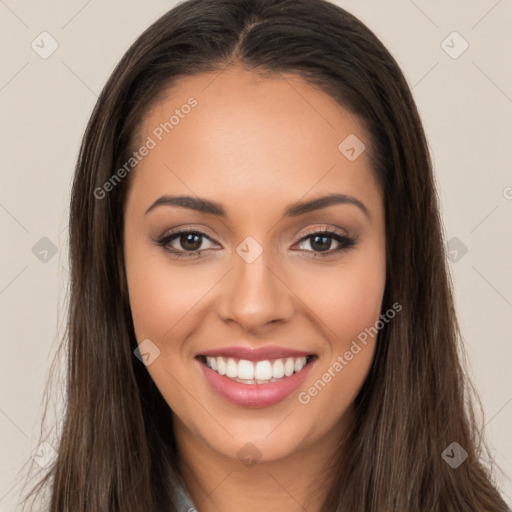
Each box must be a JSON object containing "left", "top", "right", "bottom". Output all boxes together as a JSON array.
[{"left": 123, "top": 65, "right": 386, "bottom": 464}]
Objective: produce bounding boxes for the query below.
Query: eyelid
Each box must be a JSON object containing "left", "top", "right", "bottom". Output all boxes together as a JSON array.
[
  {"left": 158, "top": 225, "right": 220, "bottom": 243},
  {"left": 294, "top": 224, "right": 349, "bottom": 240},
  {"left": 158, "top": 223, "right": 349, "bottom": 245}
]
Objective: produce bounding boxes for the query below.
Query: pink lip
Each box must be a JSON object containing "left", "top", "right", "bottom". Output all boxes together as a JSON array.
[
  {"left": 196, "top": 356, "right": 316, "bottom": 408},
  {"left": 198, "top": 344, "right": 314, "bottom": 362}
]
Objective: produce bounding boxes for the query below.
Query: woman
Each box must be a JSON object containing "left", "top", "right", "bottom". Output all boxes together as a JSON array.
[{"left": 21, "top": 0, "right": 510, "bottom": 510}]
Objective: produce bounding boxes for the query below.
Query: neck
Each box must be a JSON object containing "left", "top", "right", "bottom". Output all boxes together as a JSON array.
[{"left": 173, "top": 409, "right": 353, "bottom": 512}]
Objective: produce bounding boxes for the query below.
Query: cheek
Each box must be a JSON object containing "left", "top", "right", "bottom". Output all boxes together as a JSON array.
[
  {"left": 124, "top": 235, "right": 213, "bottom": 344},
  {"left": 124, "top": 244, "right": 211, "bottom": 410},
  {"left": 296, "top": 249, "right": 386, "bottom": 353},
  {"left": 329, "top": 266, "right": 385, "bottom": 344},
  {"left": 291, "top": 242, "right": 385, "bottom": 419},
  {"left": 294, "top": 263, "right": 385, "bottom": 435}
]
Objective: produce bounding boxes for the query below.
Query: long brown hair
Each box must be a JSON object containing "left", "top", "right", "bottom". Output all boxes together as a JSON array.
[{"left": 19, "top": 0, "right": 510, "bottom": 510}]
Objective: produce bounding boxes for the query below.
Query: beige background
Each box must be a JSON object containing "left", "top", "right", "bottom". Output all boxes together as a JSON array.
[{"left": 0, "top": 0, "right": 511, "bottom": 509}]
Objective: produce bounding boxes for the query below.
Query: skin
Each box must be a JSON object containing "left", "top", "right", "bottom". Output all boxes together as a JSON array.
[{"left": 123, "top": 65, "right": 386, "bottom": 512}]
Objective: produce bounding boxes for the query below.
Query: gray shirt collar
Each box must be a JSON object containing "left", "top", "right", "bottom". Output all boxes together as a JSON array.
[{"left": 174, "top": 475, "right": 198, "bottom": 511}]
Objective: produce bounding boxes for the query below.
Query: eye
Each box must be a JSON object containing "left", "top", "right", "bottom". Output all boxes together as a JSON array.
[
  {"left": 156, "top": 229, "right": 219, "bottom": 258},
  {"left": 154, "top": 227, "right": 357, "bottom": 259},
  {"left": 293, "top": 228, "right": 357, "bottom": 257}
]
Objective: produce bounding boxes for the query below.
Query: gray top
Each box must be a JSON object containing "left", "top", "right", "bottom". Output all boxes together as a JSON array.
[{"left": 174, "top": 475, "right": 198, "bottom": 512}]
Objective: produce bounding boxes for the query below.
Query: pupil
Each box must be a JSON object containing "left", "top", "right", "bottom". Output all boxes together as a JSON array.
[
  {"left": 311, "top": 235, "right": 331, "bottom": 252},
  {"left": 181, "top": 233, "right": 201, "bottom": 251}
]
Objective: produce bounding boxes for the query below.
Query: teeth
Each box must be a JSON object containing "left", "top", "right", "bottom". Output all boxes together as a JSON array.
[
  {"left": 226, "top": 358, "right": 238, "bottom": 378},
  {"left": 205, "top": 355, "right": 311, "bottom": 383},
  {"left": 217, "top": 357, "right": 226, "bottom": 376},
  {"left": 255, "top": 360, "right": 272, "bottom": 380},
  {"left": 284, "top": 357, "right": 295, "bottom": 377},
  {"left": 294, "top": 357, "right": 306, "bottom": 372},
  {"left": 272, "top": 359, "right": 285, "bottom": 379},
  {"left": 238, "top": 359, "right": 254, "bottom": 380}
]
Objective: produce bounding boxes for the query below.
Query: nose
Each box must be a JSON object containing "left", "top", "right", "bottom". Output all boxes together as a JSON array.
[{"left": 216, "top": 248, "right": 295, "bottom": 333}]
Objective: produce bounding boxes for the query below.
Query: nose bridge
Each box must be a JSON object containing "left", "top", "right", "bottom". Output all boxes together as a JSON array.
[{"left": 216, "top": 238, "right": 294, "bottom": 331}]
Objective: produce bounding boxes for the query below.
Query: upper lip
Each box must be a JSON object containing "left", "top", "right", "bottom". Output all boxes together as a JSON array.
[{"left": 197, "top": 344, "right": 316, "bottom": 362}]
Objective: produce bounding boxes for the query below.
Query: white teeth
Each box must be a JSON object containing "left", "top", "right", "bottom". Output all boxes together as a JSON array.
[
  {"left": 284, "top": 357, "right": 295, "bottom": 377},
  {"left": 217, "top": 357, "right": 226, "bottom": 375},
  {"left": 294, "top": 357, "right": 307, "bottom": 372},
  {"left": 272, "top": 359, "right": 285, "bottom": 379},
  {"left": 254, "top": 360, "right": 272, "bottom": 380},
  {"left": 226, "top": 358, "right": 238, "bottom": 378},
  {"left": 238, "top": 359, "right": 254, "bottom": 380},
  {"left": 204, "top": 355, "right": 313, "bottom": 383}
]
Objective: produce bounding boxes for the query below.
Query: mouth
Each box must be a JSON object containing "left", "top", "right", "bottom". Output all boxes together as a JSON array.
[
  {"left": 195, "top": 348, "right": 318, "bottom": 408},
  {"left": 196, "top": 354, "right": 317, "bottom": 384}
]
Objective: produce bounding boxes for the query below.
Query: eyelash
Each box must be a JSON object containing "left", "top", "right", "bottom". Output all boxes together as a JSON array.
[{"left": 155, "top": 227, "right": 357, "bottom": 259}]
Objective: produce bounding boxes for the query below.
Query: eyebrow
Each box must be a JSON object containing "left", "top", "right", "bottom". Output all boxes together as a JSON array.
[{"left": 144, "top": 193, "right": 369, "bottom": 219}]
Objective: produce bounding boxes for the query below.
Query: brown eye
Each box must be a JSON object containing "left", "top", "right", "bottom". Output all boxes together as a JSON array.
[
  {"left": 156, "top": 229, "right": 218, "bottom": 257},
  {"left": 294, "top": 230, "right": 357, "bottom": 257},
  {"left": 178, "top": 233, "right": 203, "bottom": 251},
  {"left": 308, "top": 234, "right": 333, "bottom": 252}
]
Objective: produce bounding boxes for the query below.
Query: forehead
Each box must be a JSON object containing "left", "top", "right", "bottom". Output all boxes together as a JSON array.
[{"left": 126, "top": 66, "right": 382, "bottom": 218}]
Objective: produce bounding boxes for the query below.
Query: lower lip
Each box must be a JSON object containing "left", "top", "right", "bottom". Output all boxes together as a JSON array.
[{"left": 197, "top": 357, "right": 316, "bottom": 408}]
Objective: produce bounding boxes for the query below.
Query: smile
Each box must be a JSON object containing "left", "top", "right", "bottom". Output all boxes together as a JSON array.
[
  {"left": 203, "top": 355, "right": 314, "bottom": 384},
  {"left": 196, "top": 353, "right": 317, "bottom": 407}
]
